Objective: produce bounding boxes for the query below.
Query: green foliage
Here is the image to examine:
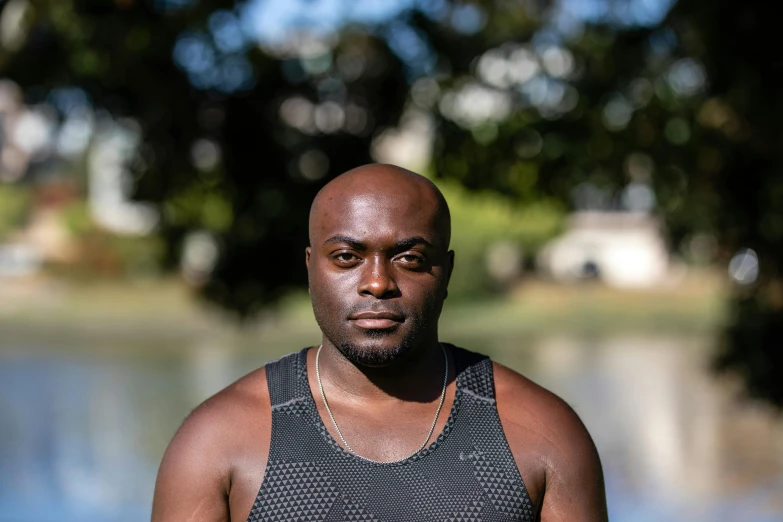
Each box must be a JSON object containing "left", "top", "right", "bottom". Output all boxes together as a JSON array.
[
  {"left": 104, "top": 233, "right": 165, "bottom": 279},
  {"left": 0, "top": 184, "right": 31, "bottom": 241},
  {"left": 59, "top": 201, "right": 164, "bottom": 279},
  {"left": 439, "top": 181, "right": 563, "bottom": 299},
  {"left": 164, "top": 181, "right": 233, "bottom": 232},
  {"left": 60, "top": 199, "right": 93, "bottom": 237}
]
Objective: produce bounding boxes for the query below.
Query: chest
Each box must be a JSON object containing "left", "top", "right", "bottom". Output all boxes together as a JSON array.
[
  {"left": 240, "top": 394, "right": 536, "bottom": 521},
  {"left": 311, "top": 390, "right": 455, "bottom": 463}
]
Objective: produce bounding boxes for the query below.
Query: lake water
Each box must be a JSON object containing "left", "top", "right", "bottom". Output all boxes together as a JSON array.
[{"left": 1, "top": 329, "right": 782, "bottom": 521}]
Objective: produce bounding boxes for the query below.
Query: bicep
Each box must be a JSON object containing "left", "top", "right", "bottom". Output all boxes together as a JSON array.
[
  {"left": 151, "top": 414, "right": 230, "bottom": 522},
  {"left": 539, "top": 406, "right": 608, "bottom": 522}
]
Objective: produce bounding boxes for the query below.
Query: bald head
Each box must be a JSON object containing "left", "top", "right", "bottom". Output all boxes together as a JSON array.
[{"left": 309, "top": 164, "right": 451, "bottom": 249}]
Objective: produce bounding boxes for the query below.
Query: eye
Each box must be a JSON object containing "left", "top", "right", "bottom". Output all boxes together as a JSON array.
[
  {"left": 396, "top": 253, "right": 425, "bottom": 266},
  {"left": 333, "top": 252, "right": 359, "bottom": 266}
]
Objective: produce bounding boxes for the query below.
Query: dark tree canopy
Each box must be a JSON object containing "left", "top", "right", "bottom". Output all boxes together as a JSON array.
[{"left": 1, "top": 0, "right": 781, "bottom": 405}]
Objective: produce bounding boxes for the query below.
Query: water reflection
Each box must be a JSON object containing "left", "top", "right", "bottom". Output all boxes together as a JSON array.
[{"left": 1, "top": 334, "right": 782, "bottom": 521}]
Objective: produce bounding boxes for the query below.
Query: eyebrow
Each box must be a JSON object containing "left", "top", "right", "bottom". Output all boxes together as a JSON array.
[
  {"left": 323, "top": 235, "right": 365, "bottom": 249},
  {"left": 323, "top": 235, "right": 433, "bottom": 250},
  {"left": 396, "top": 236, "right": 433, "bottom": 250}
]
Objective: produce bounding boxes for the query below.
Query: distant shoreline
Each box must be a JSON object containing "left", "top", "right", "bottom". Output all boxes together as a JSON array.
[{"left": 0, "top": 269, "right": 726, "bottom": 358}]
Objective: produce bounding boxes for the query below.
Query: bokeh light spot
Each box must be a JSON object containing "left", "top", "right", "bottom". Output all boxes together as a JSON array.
[{"left": 728, "top": 248, "right": 759, "bottom": 285}]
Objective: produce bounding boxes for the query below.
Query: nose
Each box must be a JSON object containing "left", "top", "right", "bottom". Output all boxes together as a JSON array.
[{"left": 358, "top": 256, "right": 400, "bottom": 299}]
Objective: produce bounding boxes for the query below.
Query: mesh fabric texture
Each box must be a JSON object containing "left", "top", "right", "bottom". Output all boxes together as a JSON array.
[{"left": 245, "top": 345, "right": 534, "bottom": 522}]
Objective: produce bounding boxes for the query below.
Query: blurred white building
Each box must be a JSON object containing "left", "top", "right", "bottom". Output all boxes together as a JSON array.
[{"left": 538, "top": 211, "right": 671, "bottom": 288}]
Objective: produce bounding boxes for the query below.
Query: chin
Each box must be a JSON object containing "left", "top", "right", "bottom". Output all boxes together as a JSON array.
[{"left": 335, "top": 333, "right": 413, "bottom": 367}]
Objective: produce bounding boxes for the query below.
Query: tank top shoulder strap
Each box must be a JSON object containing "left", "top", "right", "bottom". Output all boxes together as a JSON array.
[
  {"left": 452, "top": 345, "right": 496, "bottom": 403},
  {"left": 264, "top": 348, "right": 310, "bottom": 408},
  {"left": 266, "top": 346, "right": 496, "bottom": 405}
]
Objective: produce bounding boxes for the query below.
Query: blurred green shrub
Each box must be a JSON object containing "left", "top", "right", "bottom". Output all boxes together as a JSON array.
[
  {"left": 0, "top": 184, "right": 32, "bottom": 241},
  {"left": 58, "top": 201, "right": 164, "bottom": 279},
  {"left": 163, "top": 180, "right": 233, "bottom": 232},
  {"left": 439, "top": 181, "right": 563, "bottom": 299}
]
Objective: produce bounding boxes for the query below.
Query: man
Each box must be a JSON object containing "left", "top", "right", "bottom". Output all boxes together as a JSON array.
[{"left": 152, "top": 164, "right": 608, "bottom": 521}]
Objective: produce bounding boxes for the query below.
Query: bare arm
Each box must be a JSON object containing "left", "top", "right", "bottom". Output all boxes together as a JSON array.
[
  {"left": 494, "top": 364, "right": 608, "bottom": 522},
  {"left": 151, "top": 399, "right": 232, "bottom": 522},
  {"left": 537, "top": 398, "right": 608, "bottom": 522},
  {"left": 151, "top": 370, "right": 271, "bottom": 522}
]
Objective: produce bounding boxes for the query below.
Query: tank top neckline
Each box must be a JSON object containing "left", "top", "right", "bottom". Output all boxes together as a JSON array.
[{"left": 295, "top": 345, "right": 465, "bottom": 468}]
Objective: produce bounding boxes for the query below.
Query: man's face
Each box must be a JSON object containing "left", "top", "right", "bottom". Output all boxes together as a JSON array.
[{"left": 307, "top": 190, "right": 453, "bottom": 367}]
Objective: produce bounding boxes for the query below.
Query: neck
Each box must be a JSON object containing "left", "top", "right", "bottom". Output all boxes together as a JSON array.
[{"left": 316, "top": 338, "right": 448, "bottom": 404}]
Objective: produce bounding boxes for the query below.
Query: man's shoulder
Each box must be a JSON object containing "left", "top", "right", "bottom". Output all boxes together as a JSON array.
[
  {"left": 488, "top": 362, "right": 608, "bottom": 519},
  {"left": 182, "top": 348, "right": 306, "bottom": 426},
  {"left": 161, "top": 362, "right": 273, "bottom": 475},
  {"left": 153, "top": 358, "right": 287, "bottom": 521},
  {"left": 170, "top": 348, "right": 307, "bottom": 459},
  {"left": 491, "top": 361, "right": 592, "bottom": 445},
  {"left": 192, "top": 364, "right": 270, "bottom": 425},
  {"left": 492, "top": 361, "right": 570, "bottom": 420},
  {"left": 490, "top": 359, "right": 600, "bottom": 479},
  {"left": 448, "top": 345, "right": 590, "bottom": 449}
]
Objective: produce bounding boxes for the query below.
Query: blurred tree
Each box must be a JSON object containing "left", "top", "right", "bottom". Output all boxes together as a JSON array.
[
  {"left": 0, "top": 184, "right": 30, "bottom": 240},
  {"left": 0, "top": 0, "right": 780, "bottom": 404},
  {"left": 0, "top": 0, "right": 408, "bottom": 314},
  {"left": 668, "top": 0, "right": 783, "bottom": 408},
  {"left": 418, "top": 0, "right": 783, "bottom": 406}
]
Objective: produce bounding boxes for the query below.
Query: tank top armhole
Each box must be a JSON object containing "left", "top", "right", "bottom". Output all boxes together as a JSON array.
[
  {"left": 450, "top": 345, "right": 496, "bottom": 402},
  {"left": 265, "top": 350, "right": 305, "bottom": 407},
  {"left": 242, "top": 350, "right": 307, "bottom": 522},
  {"left": 485, "top": 360, "right": 536, "bottom": 515}
]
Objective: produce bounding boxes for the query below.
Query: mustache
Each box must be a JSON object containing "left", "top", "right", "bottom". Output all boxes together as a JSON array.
[{"left": 345, "top": 303, "right": 406, "bottom": 317}]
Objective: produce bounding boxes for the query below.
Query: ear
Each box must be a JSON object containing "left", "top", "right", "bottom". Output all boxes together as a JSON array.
[
  {"left": 305, "top": 247, "right": 312, "bottom": 294},
  {"left": 445, "top": 250, "right": 455, "bottom": 299}
]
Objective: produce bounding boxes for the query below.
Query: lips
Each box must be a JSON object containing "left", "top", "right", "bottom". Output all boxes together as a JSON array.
[{"left": 349, "top": 310, "right": 404, "bottom": 329}]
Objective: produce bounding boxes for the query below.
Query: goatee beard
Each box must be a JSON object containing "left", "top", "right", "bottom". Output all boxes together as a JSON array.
[{"left": 334, "top": 332, "right": 413, "bottom": 367}]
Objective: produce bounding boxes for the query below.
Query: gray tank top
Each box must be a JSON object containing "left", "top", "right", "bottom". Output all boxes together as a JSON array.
[{"left": 245, "top": 345, "right": 534, "bottom": 521}]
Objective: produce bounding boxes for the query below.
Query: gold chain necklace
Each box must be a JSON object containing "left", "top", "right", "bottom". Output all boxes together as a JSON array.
[{"left": 314, "top": 343, "right": 449, "bottom": 464}]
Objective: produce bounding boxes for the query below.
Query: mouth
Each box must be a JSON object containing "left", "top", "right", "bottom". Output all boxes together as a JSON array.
[{"left": 349, "top": 311, "right": 404, "bottom": 330}]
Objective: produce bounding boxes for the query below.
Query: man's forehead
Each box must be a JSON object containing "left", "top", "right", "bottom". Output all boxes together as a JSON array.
[
  {"left": 312, "top": 193, "right": 441, "bottom": 242},
  {"left": 317, "top": 191, "right": 435, "bottom": 215},
  {"left": 308, "top": 164, "right": 451, "bottom": 248}
]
